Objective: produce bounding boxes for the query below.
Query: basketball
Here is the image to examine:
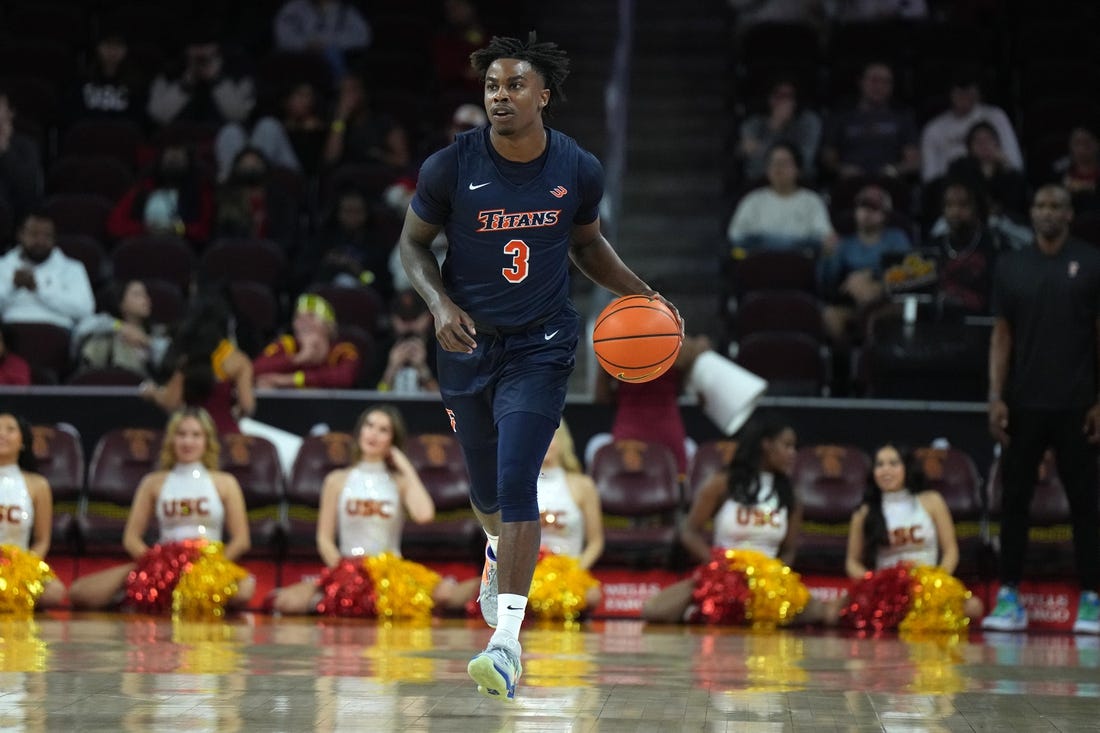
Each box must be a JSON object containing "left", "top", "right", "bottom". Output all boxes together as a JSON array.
[{"left": 592, "top": 295, "right": 682, "bottom": 383}]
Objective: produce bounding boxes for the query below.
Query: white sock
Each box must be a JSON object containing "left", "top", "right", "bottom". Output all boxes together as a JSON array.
[
  {"left": 492, "top": 593, "right": 527, "bottom": 644},
  {"left": 485, "top": 532, "right": 499, "bottom": 557}
]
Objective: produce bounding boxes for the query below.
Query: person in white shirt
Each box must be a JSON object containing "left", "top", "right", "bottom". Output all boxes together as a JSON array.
[
  {"left": 920, "top": 73, "right": 1022, "bottom": 183},
  {"left": 727, "top": 142, "right": 836, "bottom": 256},
  {"left": 274, "top": 0, "right": 371, "bottom": 78},
  {"left": 642, "top": 415, "right": 829, "bottom": 626},
  {"left": 841, "top": 443, "right": 983, "bottom": 630},
  {"left": 0, "top": 412, "right": 66, "bottom": 610},
  {"left": 67, "top": 407, "right": 254, "bottom": 613},
  {"left": 0, "top": 212, "right": 94, "bottom": 330}
]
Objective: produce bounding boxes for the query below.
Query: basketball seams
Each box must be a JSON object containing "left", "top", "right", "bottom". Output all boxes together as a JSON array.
[
  {"left": 593, "top": 302, "right": 678, "bottom": 333},
  {"left": 593, "top": 295, "right": 682, "bottom": 383}
]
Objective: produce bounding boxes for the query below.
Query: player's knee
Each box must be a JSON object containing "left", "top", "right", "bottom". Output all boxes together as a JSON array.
[{"left": 498, "top": 471, "right": 538, "bottom": 522}]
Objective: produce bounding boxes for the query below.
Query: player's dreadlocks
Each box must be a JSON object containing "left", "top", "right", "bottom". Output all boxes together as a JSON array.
[{"left": 469, "top": 32, "right": 570, "bottom": 114}]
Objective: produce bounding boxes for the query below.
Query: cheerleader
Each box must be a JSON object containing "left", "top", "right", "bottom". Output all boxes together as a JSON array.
[
  {"left": 450, "top": 420, "right": 604, "bottom": 621},
  {"left": 68, "top": 407, "right": 254, "bottom": 615},
  {"left": 642, "top": 415, "right": 825, "bottom": 626},
  {"left": 840, "top": 443, "right": 983, "bottom": 632},
  {"left": 270, "top": 405, "right": 448, "bottom": 619},
  {"left": 0, "top": 412, "right": 65, "bottom": 612}
]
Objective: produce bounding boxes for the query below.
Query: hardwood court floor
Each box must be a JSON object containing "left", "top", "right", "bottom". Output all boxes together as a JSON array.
[{"left": 0, "top": 614, "right": 1097, "bottom": 732}]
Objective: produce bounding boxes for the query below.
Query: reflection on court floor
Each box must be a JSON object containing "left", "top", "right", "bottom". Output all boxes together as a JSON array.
[{"left": 0, "top": 614, "right": 1097, "bottom": 731}]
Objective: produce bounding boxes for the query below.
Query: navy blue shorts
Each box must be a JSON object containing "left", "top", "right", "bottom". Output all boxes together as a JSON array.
[{"left": 437, "top": 303, "right": 579, "bottom": 446}]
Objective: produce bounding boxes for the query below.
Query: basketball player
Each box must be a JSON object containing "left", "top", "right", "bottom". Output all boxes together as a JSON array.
[{"left": 398, "top": 33, "right": 680, "bottom": 700}]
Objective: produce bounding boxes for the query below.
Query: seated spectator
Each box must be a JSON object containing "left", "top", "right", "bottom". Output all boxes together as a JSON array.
[
  {"left": 1054, "top": 125, "right": 1100, "bottom": 214},
  {"left": 829, "top": 0, "right": 928, "bottom": 21},
  {"left": 323, "top": 73, "right": 411, "bottom": 173},
  {"left": 738, "top": 78, "right": 822, "bottom": 183},
  {"left": 727, "top": 142, "right": 836, "bottom": 255},
  {"left": 68, "top": 407, "right": 254, "bottom": 614},
  {"left": 142, "top": 293, "right": 255, "bottom": 434},
  {"left": 0, "top": 327, "right": 30, "bottom": 386},
  {"left": 106, "top": 144, "right": 215, "bottom": 245},
  {"left": 295, "top": 186, "right": 396, "bottom": 298},
  {"left": 215, "top": 80, "right": 327, "bottom": 181},
  {"left": 641, "top": 415, "right": 829, "bottom": 626},
  {"left": 0, "top": 412, "right": 66, "bottom": 609},
  {"left": 270, "top": 405, "right": 459, "bottom": 619},
  {"left": 71, "top": 280, "right": 169, "bottom": 378},
  {"left": 821, "top": 62, "right": 920, "bottom": 181},
  {"left": 839, "top": 442, "right": 982, "bottom": 632},
  {"left": 273, "top": 0, "right": 371, "bottom": 80},
  {"left": 66, "top": 26, "right": 145, "bottom": 127},
  {"left": 818, "top": 184, "right": 912, "bottom": 345},
  {"left": 728, "top": 0, "right": 827, "bottom": 39},
  {"left": 147, "top": 31, "right": 255, "bottom": 128},
  {"left": 431, "top": 0, "right": 489, "bottom": 95},
  {"left": 923, "top": 180, "right": 1010, "bottom": 317},
  {"left": 370, "top": 289, "right": 438, "bottom": 393},
  {"left": 0, "top": 211, "right": 94, "bottom": 330},
  {"left": 920, "top": 71, "right": 1022, "bottom": 183},
  {"left": 213, "top": 147, "right": 298, "bottom": 253},
  {"left": 253, "top": 293, "right": 361, "bottom": 390},
  {"left": 0, "top": 92, "right": 43, "bottom": 225},
  {"left": 946, "top": 122, "right": 1029, "bottom": 221}
]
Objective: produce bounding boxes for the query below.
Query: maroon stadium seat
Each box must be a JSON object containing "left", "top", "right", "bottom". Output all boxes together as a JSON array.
[
  {"left": 401, "top": 433, "right": 481, "bottom": 563},
  {"left": 111, "top": 235, "right": 196, "bottom": 294},
  {"left": 684, "top": 439, "right": 738, "bottom": 506},
  {"left": 219, "top": 433, "right": 285, "bottom": 563},
  {"left": 285, "top": 433, "right": 353, "bottom": 558},
  {"left": 5, "top": 322, "right": 74, "bottom": 385},
  {"left": 31, "top": 423, "right": 85, "bottom": 553},
  {"left": 914, "top": 445, "right": 987, "bottom": 579},
  {"left": 76, "top": 428, "right": 162, "bottom": 555},
  {"left": 589, "top": 440, "right": 681, "bottom": 567},
  {"left": 791, "top": 444, "right": 870, "bottom": 575}
]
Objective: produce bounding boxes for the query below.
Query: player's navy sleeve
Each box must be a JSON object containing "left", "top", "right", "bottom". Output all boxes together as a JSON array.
[
  {"left": 575, "top": 149, "right": 604, "bottom": 225},
  {"left": 410, "top": 145, "right": 460, "bottom": 225}
]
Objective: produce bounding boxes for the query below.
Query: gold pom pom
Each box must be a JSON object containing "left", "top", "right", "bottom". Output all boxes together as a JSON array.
[
  {"left": 528, "top": 554, "right": 599, "bottom": 624},
  {"left": 723, "top": 549, "right": 809, "bottom": 628},
  {"left": 0, "top": 545, "right": 55, "bottom": 617},
  {"left": 171, "top": 542, "right": 248, "bottom": 619},
  {"left": 364, "top": 553, "right": 440, "bottom": 622},
  {"left": 898, "top": 565, "right": 971, "bottom": 635}
]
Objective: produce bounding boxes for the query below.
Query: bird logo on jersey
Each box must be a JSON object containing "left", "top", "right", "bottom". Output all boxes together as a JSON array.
[{"left": 550, "top": 186, "right": 568, "bottom": 198}]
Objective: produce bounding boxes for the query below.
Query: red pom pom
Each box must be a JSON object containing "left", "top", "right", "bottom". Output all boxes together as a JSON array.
[
  {"left": 839, "top": 565, "right": 915, "bottom": 632},
  {"left": 691, "top": 552, "right": 752, "bottom": 625},
  {"left": 315, "top": 558, "right": 377, "bottom": 617},
  {"left": 125, "top": 540, "right": 205, "bottom": 614}
]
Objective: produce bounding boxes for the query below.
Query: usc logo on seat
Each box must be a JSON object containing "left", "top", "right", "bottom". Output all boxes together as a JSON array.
[{"left": 345, "top": 499, "right": 394, "bottom": 518}]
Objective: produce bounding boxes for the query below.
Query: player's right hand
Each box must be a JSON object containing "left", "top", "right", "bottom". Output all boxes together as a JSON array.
[{"left": 434, "top": 301, "right": 477, "bottom": 353}]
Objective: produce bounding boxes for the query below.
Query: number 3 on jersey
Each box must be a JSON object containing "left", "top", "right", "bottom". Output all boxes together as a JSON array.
[{"left": 502, "top": 239, "right": 530, "bottom": 283}]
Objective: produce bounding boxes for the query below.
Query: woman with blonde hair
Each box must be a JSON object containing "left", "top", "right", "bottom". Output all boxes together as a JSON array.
[{"left": 68, "top": 407, "right": 253, "bottom": 615}]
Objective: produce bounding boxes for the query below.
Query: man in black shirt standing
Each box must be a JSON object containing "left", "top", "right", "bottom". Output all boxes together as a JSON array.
[{"left": 984, "top": 184, "right": 1100, "bottom": 634}]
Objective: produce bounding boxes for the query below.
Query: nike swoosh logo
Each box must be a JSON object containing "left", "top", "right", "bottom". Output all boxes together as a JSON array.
[
  {"left": 617, "top": 368, "right": 662, "bottom": 381},
  {"left": 468, "top": 181, "right": 491, "bottom": 190},
  {"left": 544, "top": 330, "right": 559, "bottom": 340},
  {"left": 506, "top": 605, "right": 524, "bottom": 610}
]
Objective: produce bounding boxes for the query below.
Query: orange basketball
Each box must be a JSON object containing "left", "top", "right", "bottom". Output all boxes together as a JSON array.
[{"left": 592, "top": 295, "right": 682, "bottom": 383}]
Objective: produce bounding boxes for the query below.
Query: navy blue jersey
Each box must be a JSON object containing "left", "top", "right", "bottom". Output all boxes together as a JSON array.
[{"left": 412, "top": 126, "right": 603, "bottom": 328}]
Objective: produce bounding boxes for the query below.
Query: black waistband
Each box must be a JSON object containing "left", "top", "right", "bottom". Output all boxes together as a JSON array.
[{"left": 474, "top": 312, "right": 555, "bottom": 337}]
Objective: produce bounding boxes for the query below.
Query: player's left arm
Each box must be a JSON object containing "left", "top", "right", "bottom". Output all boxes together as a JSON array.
[
  {"left": 568, "top": 151, "right": 683, "bottom": 333},
  {"left": 569, "top": 220, "right": 683, "bottom": 335}
]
